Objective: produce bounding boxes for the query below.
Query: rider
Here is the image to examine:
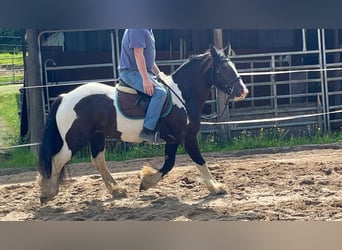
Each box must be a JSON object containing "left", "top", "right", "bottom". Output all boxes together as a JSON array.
[{"left": 118, "top": 29, "right": 167, "bottom": 143}]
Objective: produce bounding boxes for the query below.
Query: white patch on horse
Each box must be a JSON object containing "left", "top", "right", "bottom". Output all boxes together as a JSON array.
[
  {"left": 162, "top": 74, "right": 190, "bottom": 124},
  {"left": 228, "top": 60, "right": 239, "bottom": 76},
  {"left": 113, "top": 87, "right": 145, "bottom": 142},
  {"left": 56, "top": 82, "right": 115, "bottom": 148},
  {"left": 228, "top": 61, "right": 249, "bottom": 101}
]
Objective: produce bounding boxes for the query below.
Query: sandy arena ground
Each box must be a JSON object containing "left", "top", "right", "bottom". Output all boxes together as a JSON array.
[{"left": 0, "top": 143, "right": 341, "bottom": 221}]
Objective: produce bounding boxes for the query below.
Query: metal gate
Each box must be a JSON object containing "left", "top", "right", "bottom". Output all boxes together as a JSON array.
[
  {"left": 0, "top": 34, "right": 24, "bottom": 85},
  {"left": 201, "top": 29, "right": 342, "bottom": 137},
  {"left": 38, "top": 29, "right": 342, "bottom": 136}
]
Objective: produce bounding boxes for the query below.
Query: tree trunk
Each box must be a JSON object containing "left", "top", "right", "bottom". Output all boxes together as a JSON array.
[{"left": 25, "top": 29, "right": 44, "bottom": 155}]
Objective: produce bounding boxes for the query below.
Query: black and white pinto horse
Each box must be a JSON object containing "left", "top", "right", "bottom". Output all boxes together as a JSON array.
[{"left": 38, "top": 45, "right": 248, "bottom": 204}]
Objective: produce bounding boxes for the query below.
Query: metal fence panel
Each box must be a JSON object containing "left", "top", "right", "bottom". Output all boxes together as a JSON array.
[{"left": 0, "top": 35, "right": 24, "bottom": 85}]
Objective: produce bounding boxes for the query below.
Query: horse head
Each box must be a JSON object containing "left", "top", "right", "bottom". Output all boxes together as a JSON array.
[{"left": 209, "top": 44, "right": 249, "bottom": 101}]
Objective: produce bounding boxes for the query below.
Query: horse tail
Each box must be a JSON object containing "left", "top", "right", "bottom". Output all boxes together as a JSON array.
[{"left": 38, "top": 96, "right": 64, "bottom": 179}]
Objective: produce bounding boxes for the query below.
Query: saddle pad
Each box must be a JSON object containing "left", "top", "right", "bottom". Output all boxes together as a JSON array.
[
  {"left": 115, "top": 86, "right": 173, "bottom": 120},
  {"left": 116, "top": 85, "right": 137, "bottom": 94}
]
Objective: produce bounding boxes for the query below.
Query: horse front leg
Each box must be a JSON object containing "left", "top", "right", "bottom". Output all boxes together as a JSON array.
[
  {"left": 184, "top": 134, "right": 227, "bottom": 195},
  {"left": 139, "top": 143, "right": 179, "bottom": 191}
]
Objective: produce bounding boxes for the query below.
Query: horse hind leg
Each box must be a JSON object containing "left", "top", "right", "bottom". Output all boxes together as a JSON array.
[{"left": 90, "top": 134, "right": 127, "bottom": 198}]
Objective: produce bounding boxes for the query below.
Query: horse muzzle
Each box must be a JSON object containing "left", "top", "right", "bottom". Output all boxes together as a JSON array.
[
  {"left": 232, "top": 87, "right": 249, "bottom": 101},
  {"left": 240, "top": 87, "right": 249, "bottom": 99}
]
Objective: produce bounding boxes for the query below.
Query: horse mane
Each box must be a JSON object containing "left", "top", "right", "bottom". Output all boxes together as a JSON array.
[
  {"left": 188, "top": 51, "right": 211, "bottom": 62},
  {"left": 173, "top": 52, "right": 211, "bottom": 77},
  {"left": 38, "top": 96, "right": 64, "bottom": 179},
  {"left": 189, "top": 47, "right": 227, "bottom": 62},
  {"left": 175, "top": 48, "right": 227, "bottom": 77}
]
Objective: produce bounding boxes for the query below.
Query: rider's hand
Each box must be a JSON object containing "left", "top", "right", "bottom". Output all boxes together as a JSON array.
[{"left": 143, "top": 78, "right": 155, "bottom": 96}]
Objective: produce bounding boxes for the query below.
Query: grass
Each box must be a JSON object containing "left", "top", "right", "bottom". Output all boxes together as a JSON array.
[
  {"left": 0, "top": 52, "right": 24, "bottom": 84},
  {"left": 0, "top": 75, "right": 24, "bottom": 85},
  {"left": 0, "top": 83, "right": 341, "bottom": 170},
  {"left": 0, "top": 84, "right": 21, "bottom": 144},
  {"left": 222, "top": 127, "right": 342, "bottom": 151},
  {"left": 0, "top": 83, "right": 37, "bottom": 169},
  {"left": 0, "top": 52, "right": 24, "bottom": 66},
  {"left": 1, "top": 123, "right": 342, "bottom": 170},
  {"left": 0, "top": 148, "right": 37, "bottom": 169},
  {"left": 71, "top": 128, "right": 342, "bottom": 165}
]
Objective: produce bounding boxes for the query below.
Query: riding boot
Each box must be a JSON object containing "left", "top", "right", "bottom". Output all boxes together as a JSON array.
[{"left": 139, "top": 127, "right": 165, "bottom": 144}]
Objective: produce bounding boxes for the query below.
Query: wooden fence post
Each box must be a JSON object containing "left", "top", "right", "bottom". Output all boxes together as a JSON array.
[
  {"left": 25, "top": 29, "right": 44, "bottom": 155},
  {"left": 213, "top": 29, "right": 229, "bottom": 141}
]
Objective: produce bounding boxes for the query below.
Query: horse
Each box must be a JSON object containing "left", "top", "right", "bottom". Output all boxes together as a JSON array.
[{"left": 38, "top": 44, "right": 249, "bottom": 204}]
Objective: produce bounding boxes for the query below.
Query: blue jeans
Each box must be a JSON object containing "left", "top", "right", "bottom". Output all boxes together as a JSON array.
[{"left": 119, "top": 69, "right": 167, "bottom": 131}]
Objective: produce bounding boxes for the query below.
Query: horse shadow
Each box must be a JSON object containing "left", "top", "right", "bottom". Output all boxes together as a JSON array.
[{"left": 33, "top": 194, "right": 265, "bottom": 221}]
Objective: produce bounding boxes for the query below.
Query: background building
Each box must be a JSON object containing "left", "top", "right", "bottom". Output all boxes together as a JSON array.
[{"left": 19, "top": 29, "right": 342, "bottom": 139}]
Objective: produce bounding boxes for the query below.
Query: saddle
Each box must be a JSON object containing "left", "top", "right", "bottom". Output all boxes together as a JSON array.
[{"left": 115, "top": 80, "right": 173, "bottom": 119}]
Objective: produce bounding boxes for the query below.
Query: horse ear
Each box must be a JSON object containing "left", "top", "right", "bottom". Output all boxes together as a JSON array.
[
  {"left": 209, "top": 44, "right": 219, "bottom": 59},
  {"left": 224, "top": 43, "right": 234, "bottom": 56}
]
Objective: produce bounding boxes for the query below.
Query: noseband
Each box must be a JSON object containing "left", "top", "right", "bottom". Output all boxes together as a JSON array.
[{"left": 224, "top": 76, "right": 241, "bottom": 96}]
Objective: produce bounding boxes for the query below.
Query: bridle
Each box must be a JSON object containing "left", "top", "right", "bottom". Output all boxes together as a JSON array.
[
  {"left": 211, "top": 57, "right": 242, "bottom": 119},
  {"left": 211, "top": 57, "right": 241, "bottom": 99}
]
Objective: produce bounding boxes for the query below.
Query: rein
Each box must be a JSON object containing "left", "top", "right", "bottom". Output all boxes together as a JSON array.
[
  {"left": 210, "top": 58, "right": 242, "bottom": 120},
  {"left": 157, "top": 76, "right": 187, "bottom": 109},
  {"left": 216, "top": 95, "right": 230, "bottom": 120}
]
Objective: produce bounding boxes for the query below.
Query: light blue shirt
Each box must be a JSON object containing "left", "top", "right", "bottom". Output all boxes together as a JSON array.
[{"left": 119, "top": 29, "right": 156, "bottom": 72}]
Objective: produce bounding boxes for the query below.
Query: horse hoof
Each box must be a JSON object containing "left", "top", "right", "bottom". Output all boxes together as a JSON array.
[
  {"left": 211, "top": 189, "right": 227, "bottom": 196},
  {"left": 40, "top": 196, "right": 48, "bottom": 204},
  {"left": 139, "top": 165, "right": 162, "bottom": 191},
  {"left": 139, "top": 183, "right": 148, "bottom": 192},
  {"left": 139, "top": 177, "right": 159, "bottom": 191},
  {"left": 112, "top": 187, "right": 128, "bottom": 199},
  {"left": 40, "top": 196, "right": 54, "bottom": 204},
  {"left": 208, "top": 183, "right": 228, "bottom": 196}
]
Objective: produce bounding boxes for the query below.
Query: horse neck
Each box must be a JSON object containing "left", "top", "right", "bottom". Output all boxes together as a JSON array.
[{"left": 171, "top": 57, "right": 212, "bottom": 108}]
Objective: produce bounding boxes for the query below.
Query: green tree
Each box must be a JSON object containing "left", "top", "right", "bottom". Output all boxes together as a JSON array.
[{"left": 0, "top": 29, "right": 22, "bottom": 51}]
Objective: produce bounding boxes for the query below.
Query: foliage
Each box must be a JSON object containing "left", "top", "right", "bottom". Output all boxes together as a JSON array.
[
  {"left": 0, "top": 90, "right": 20, "bottom": 143},
  {"left": 0, "top": 52, "right": 25, "bottom": 85},
  {"left": 0, "top": 52, "right": 24, "bottom": 66},
  {"left": 71, "top": 127, "right": 342, "bottom": 165},
  {"left": 224, "top": 127, "right": 342, "bottom": 151},
  {"left": 0, "top": 29, "right": 23, "bottom": 51},
  {"left": 1, "top": 126, "right": 342, "bottom": 170},
  {"left": 0, "top": 29, "right": 21, "bottom": 37},
  {"left": 0, "top": 148, "right": 37, "bottom": 169}
]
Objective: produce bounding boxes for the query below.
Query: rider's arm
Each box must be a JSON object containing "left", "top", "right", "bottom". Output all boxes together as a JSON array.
[{"left": 134, "top": 47, "right": 155, "bottom": 96}]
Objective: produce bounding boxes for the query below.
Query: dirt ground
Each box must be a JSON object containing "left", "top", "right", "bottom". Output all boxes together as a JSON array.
[{"left": 0, "top": 143, "right": 341, "bottom": 221}]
